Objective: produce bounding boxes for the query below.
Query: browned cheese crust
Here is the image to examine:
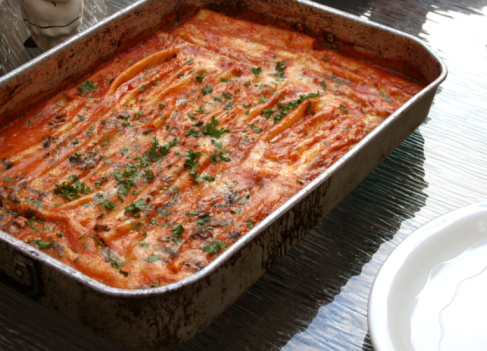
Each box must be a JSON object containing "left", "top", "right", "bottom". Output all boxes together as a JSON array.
[{"left": 0, "top": 10, "right": 422, "bottom": 289}]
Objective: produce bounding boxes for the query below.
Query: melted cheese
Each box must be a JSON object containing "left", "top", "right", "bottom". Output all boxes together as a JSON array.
[{"left": 0, "top": 9, "right": 422, "bottom": 289}]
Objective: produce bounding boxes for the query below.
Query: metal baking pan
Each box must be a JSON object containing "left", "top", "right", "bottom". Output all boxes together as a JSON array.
[{"left": 0, "top": 0, "right": 446, "bottom": 348}]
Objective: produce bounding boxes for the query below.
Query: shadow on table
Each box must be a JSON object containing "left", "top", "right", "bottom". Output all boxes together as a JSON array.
[{"left": 363, "top": 333, "right": 374, "bottom": 351}]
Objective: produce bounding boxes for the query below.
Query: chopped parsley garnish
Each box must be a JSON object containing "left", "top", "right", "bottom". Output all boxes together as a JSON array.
[
  {"left": 202, "top": 175, "right": 215, "bottom": 182},
  {"left": 184, "top": 149, "right": 201, "bottom": 178},
  {"left": 196, "top": 72, "right": 207, "bottom": 82},
  {"left": 211, "top": 139, "right": 223, "bottom": 149},
  {"left": 251, "top": 67, "right": 262, "bottom": 77},
  {"left": 142, "top": 136, "right": 179, "bottom": 162},
  {"left": 320, "top": 80, "right": 327, "bottom": 91},
  {"left": 339, "top": 104, "right": 349, "bottom": 114},
  {"left": 262, "top": 108, "right": 275, "bottom": 119},
  {"left": 258, "top": 94, "right": 269, "bottom": 103},
  {"left": 332, "top": 74, "right": 351, "bottom": 86},
  {"left": 103, "top": 200, "right": 118, "bottom": 210},
  {"left": 203, "top": 240, "right": 228, "bottom": 254},
  {"left": 124, "top": 198, "right": 148, "bottom": 215},
  {"left": 117, "top": 113, "right": 130, "bottom": 120},
  {"left": 78, "top": 234, "right": 104, "bottom": 247},
  {"left": 249, "top": 124, "right": 262, "bottom": 133},
  {"left": 54, "top": 175, "right": 93, "bottom": 201},
  {"left": 111, "top": 261, "right": 124, "bottom": 269},
  {"left": 267, "top": 92, "right": 320, "bottom": 123},
  {"left": 119, "top": 270, "right": 130, "bottom": 277},
  {"left": 223, "top": 101, "right": 234, "bottom": 110},
  {"left": 272, "top": 60, "right": 287, "bottom": 79},
  {"left": 26, "top": 218, "right": 39, "bottom": 232},
  {"left": 247, "top": 218, "right": 255, "bottom": 229},
  {"left": 202, "top": 84, "right": 213, "bottom": 95},
  {"left": 171, "top": 224, "right": 185, "bottom": 237},
  {"left": 30, "top": 239, "right": 52, "bottom": 250},
  {"left": 77, "top": 80, "right": 96, "bottom": 94},
  {"left": 210, "top": 150, "right": 231, "bottom": 165},
  {"left": 150, "top": 280, "right": 162, "bottom": 287},
  {"left": 146, "top": 253, "right": 161, "bottom": 263},
  {"left": 4, "top": 176, "right": 14, "bottom": 183},
  {"left": 195, "top": 106, "right": 209, "bottom": 115},
  {"left": 380, "top": 91, "right": 394, "bottom": 102},
  {"left": 185, "top": 116, "right": 230, "bottom": 139},
  {"left": 159, "top": 208, "right": 171, "bottom": 217},
  {"left": 24, "top": 197, "right": 43, "bottom": 209},
  {"left": 142, "top": 169, "right": 155, "bottom": 182},
  {"left": 113, "top": 165, "right": 138, "bottom": 199},
  {"left": 87, "top": 125, "right": 95, "bottom": 136}
]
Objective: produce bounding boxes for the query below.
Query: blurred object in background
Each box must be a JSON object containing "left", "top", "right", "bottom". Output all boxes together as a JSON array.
[
  {"left": 20, "top": 0, "right": 84, "bottom": 51},
  {"left": 0, "top": 0, "right": 108, "bottom": 76}
]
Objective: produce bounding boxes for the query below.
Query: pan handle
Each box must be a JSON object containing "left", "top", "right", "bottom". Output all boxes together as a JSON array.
[{"left": 0, "top": 248, "right": 41, "bottom": 298}]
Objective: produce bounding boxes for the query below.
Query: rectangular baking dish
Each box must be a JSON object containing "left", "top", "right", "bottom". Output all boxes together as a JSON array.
[{"left": 0, "top": 0, "right": 446, "bottom": 348}]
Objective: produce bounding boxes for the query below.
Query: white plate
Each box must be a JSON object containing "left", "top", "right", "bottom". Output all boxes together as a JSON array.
[{"left": 369, "top": 202, "right": 487, "bottom": 351}]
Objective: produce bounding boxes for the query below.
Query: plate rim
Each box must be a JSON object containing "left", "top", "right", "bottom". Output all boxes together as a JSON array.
[{"left": 368, "top": 201, "right": 487, "bottom": 351}]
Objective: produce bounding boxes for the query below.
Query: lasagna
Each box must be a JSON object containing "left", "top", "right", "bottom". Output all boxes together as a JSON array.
[{"left": 0, "top": 10, "right": 422, "bottom": 289}]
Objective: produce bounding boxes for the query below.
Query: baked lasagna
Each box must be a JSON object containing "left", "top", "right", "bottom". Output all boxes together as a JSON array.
[{"left": 0, "top": 9, "right": 422, "bottom": 289}]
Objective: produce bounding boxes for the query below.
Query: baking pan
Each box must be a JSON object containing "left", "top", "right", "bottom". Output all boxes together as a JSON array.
[{"left": 0, "top": 0, "right": 446, "bottom": 348}]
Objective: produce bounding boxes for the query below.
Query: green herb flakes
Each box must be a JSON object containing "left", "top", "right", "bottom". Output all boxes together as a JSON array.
[
  {"left": 54, "top": 175, "right": 93, "bottom": 201},
  {"left": 249, "top": 124, "right": 262, "bottom": 133},
  {"left": 124, "top": 198, "right": 148, "bottom": 215},
  {"left": 146, "top": 253, "right": 161, "bottom": 263},
  {"left": 203, "top": 240, "right": 228, "bottom": 254},
  {"left": 171, "top": 224, "right": 184, "bottom": 237},
  {"left": 78, "top": 80, "right": 96, "bottom": 94},
  {"left": 380, "top": 91, "right": 394, "bottom": 102},
  {"left": 251, "top": 67, "right": 262, "bottom": 77},
  {"left": 202, "top": 84, "right": 213, "bottom": 95},
  {"left": 30, "top": 239, "right": 52, "bottom": 250}
]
